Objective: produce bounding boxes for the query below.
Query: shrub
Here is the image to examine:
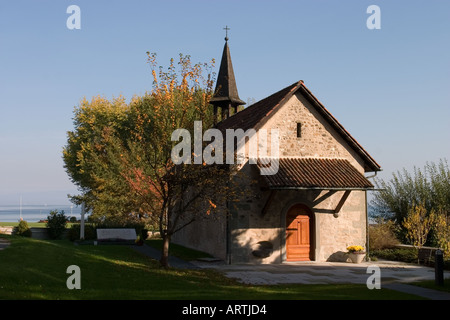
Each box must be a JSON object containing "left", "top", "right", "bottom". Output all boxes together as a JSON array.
[
  {"left": 46, "top": 210, "right": 68, "bottom": 239},
  {"left": 14, "top": 220, "right": 32, "bottom": 237},
  {"left": 67, "top": 224, "right": 96, "bottom": 241},
  {"left": 369, "top": 219, "right": 400, "bottom": 250},
  {"left": 371, "top": 248, "right": 418, "bottom": 263},
  {"left": 433, "top": 212, "right": 450, "bottom": 256}
]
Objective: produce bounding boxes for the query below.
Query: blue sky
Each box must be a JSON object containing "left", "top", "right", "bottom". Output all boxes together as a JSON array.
[{"left": 0, "top": 1, "right": 449, "bottom": 205}]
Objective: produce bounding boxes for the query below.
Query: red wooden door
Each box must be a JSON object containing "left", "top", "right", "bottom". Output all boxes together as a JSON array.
[{"left": 286, "top": 205, "right": 311, "bottom": 261}]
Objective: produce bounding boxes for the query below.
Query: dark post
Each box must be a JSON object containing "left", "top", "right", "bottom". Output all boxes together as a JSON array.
[{"left": 435, "top": 249, "right": 444, "bottom": 286}]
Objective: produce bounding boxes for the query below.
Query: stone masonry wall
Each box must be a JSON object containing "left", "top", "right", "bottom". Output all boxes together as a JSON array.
[
  {"left": 260, "top": 92, "right": 366, "bottom": 173},
  {"left": 171, "top": 208, "right": 227, "bottom": 261},
  {"left": 229, "top": 166, "right": 367, "bottom": 263},
  {"left": 228, "top": 91, "right": 368, "bottom": 263}
]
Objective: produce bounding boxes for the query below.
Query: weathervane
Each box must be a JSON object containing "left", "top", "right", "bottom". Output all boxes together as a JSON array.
[{"left": 224, "top": 25, "right": 230, "bottom": 41}]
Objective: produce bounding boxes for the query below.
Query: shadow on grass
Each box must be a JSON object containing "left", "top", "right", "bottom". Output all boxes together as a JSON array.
[{"left": 144, "top": 239, "right": 213, "bottom": 261}]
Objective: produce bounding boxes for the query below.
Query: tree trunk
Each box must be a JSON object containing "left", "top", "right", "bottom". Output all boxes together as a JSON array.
[{"left": 160, "top": 233, "right": 171, "bottom": 269}]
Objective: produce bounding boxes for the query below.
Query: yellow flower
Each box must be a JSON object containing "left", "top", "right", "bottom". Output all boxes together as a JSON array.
[{"left": 347, "top": 245, "right": 365, "bottom": 253}]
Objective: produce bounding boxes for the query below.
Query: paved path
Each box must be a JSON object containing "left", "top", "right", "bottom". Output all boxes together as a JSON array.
[
  {"left": 383, "top": 283, "right": 450, "bottom": 300},
  {"left": 192, "top": 260, "right": 448, "bottom": 285},
  {"left": 191, "top": 259, "right": 450, "bottom": 300}
]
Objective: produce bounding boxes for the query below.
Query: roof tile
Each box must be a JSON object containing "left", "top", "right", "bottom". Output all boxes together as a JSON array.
[{"left": 256, "top": 158, "right": 374, "bottom": 189}]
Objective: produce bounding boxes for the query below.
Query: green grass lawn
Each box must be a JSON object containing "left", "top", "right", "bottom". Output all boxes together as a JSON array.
[
  {"left": 0, "top": 235, "right": 425, "bottom": 300},
  {"left": 0, "top": 222, "right": 47, "bottom": 228}
]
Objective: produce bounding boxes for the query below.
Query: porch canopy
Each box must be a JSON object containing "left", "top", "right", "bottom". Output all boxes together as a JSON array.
[
  {"left": 256, "top": 158, "right": 374, "bottom": 190},
  {"left": 255, "top": 158, "right": 374, "bottom": 217}
]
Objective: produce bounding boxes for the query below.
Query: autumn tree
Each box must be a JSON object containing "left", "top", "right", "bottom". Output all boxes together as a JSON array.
[
  {"left": 63, "top": 95, "right": 136, "bottom": 221},
  {"left": 402, "top": 203, "right": 436, "bottom": 253},
  {"left": 434, "top": 213, "right": 450, "bottom": 256},
  {"left": 63, "top": 53, "right": 243, "bottom": 268}
]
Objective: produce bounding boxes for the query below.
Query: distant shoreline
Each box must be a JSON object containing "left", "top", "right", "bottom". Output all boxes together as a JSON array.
[{"left": 0, "top": 204, "right": 82, "bottom": 222}]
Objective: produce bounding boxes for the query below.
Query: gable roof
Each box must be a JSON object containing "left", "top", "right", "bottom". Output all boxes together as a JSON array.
[
  {"left": 216, "top": 81, "right": 298, "bottom": 133},
  {"left": 216, "top": 80, "right": 381, "bottom": 172}
]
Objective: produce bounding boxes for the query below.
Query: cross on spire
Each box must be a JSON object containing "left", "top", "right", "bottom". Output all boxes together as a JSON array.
[{"left": 224, "top": 25, "right": 230, "bottom": 41}]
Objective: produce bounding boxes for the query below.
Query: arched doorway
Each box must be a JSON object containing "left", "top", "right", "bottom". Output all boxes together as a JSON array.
[{"left": 285, "top": 204, "right": 313, "bottom": 261}]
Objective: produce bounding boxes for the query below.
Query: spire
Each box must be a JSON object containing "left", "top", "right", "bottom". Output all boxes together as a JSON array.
[{"left": 210, "top": 27, "right": 245, "bottom": 124}]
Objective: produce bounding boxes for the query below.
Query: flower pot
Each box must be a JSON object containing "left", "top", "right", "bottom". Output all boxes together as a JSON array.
[{"left": 348, "top": 252, "right": 366, "bottom": 264}]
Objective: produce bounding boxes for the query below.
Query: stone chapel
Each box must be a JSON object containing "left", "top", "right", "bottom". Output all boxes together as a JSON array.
[{"left": 172, "top": 35, "right": 381, "bottom": 264}]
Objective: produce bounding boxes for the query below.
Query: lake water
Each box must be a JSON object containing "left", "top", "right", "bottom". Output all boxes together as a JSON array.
[{"left": 0, "top": 205, "right": 83, "bottom": 222}]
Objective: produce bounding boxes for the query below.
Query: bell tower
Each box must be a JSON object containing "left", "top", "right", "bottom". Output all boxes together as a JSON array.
[{"left": 209, "top": 26, "right": 245, "bottom": 125}]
